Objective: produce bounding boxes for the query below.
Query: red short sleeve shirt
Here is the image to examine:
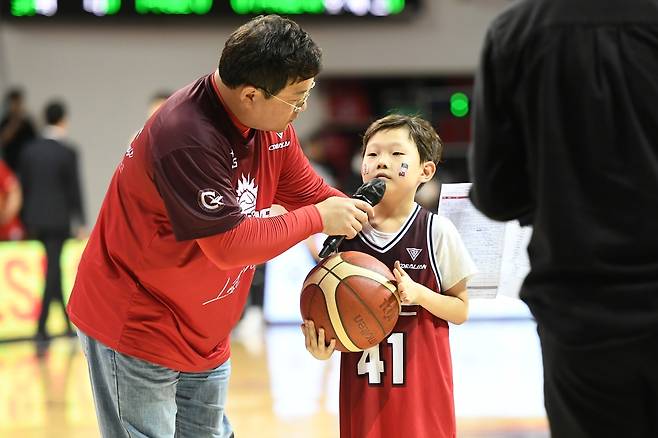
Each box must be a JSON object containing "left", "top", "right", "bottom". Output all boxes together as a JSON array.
[{"left": 68, "top": 74, "right": 312, "bottom": 371}]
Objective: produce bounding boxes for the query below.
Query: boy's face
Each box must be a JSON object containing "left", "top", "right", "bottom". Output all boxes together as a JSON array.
[{"left": 361, "top": 127, "right": 434, "bottom": 200}]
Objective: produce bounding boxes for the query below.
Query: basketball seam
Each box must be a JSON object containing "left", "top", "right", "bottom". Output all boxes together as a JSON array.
[
  {"left": 317, "top": 263, "right": 360, "bottom": 351},
  {"left": 325, "top": 260, "right": 390, "bottom": 341},
  {"left": 305, "top": 283, "right": 345, "bottom": 351},
  {"left": 316, "top": 265, "right": 333, "bottom": 284}
]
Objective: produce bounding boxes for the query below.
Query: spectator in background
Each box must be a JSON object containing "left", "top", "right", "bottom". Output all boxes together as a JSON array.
[
  {"left": 0, "top": 88, "right": 36, "bottom": 172},
  {"left": 129, "top": 91, "right": 173, "bottom": 144},
  {"left": 302, "top": 132, "right": 337, "bottom": 187},
  {"left": 414, "top": 178, "right": 440, "bottom": 212},
  {"left": 147, "top": 90, "right": 172, "bottom": 118},
  {"left": 0, "top": 158, "right": 25, "bottom": 240},
  {"left": 469, "top": 0, "right": 658, "bottom": 437},
  {"left": 19, "top": 100, "right": 86, "bottom": 341}
]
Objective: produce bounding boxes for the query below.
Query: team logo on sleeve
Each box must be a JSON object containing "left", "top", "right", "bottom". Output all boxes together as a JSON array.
[{"left": 198, "top": 189, "right": 224, "bottom": 212}]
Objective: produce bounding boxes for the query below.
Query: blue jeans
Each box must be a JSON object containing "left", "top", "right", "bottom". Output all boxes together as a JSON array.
[{"left": 77, "top": 330, "right": 233, "bottom": 438}]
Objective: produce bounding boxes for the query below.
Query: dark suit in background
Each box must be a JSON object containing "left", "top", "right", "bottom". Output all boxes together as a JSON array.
[{"left": 19, "top": 102, "right": 85, "bottom": 339}]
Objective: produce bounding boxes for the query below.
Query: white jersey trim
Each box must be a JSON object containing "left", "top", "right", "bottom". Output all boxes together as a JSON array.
[
  {"left": 427, "top": 213, "right": 443, "bottom": 292},
  {"left": 357, "top": 203, "right": 422, "bottom": 253}
]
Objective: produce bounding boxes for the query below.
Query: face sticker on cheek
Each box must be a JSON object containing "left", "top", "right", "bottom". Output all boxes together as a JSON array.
[
  {"left": 361, "top": 162, "right": 370, "bottom": 175},
  {"left": 399, "top": 162, "right": 409, "bottom": 177}
]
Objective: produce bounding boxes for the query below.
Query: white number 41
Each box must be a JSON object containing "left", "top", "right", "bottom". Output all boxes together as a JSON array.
[{"left": 356, "top": 332, "right": 404, "bottom": 385}]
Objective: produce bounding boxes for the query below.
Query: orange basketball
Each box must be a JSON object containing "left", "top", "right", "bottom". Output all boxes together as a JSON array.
[{"left": 300, "top": 251, "right": 400, "bottom": 352}]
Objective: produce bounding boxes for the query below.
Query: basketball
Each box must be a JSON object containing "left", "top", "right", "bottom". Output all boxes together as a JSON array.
[{"left": 300, "top": 251, "right": 400, "bottom": 352}]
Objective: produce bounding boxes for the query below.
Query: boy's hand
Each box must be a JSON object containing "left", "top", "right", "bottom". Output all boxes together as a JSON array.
[
  {"left": 393, "top": 261, "right": 423, "bottom": 304},
  {"left": 301, "top": 320, "right": 336, "bottom": 360}
]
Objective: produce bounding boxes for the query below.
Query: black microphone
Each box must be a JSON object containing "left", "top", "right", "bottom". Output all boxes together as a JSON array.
[{"left": 318, "top": 178, "right": 386, "bottom": 258}]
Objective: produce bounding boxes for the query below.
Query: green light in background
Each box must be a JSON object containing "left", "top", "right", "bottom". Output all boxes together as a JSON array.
[
  {"left": 107, "top": 0, "right": 121, "bottom": 15},
  {"left": 135, "top": 0, "right": 213, "bottom": 15},
  {"left": 450, "top": 92, "right": 469, "bottom": 118},
  {"left": 231, "top": 0, "right": 324, "bottom": 15},
  {"left": 11, "top": 0, "right": 37, "bottom": 16},
  {"left": 85, "top": 0, "right": 122, "bottom": 16},
  {"left": 388, "top": 0, "right": 405, "bottom": 15}
]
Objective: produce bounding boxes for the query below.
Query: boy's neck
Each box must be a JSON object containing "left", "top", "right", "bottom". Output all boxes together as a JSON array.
[{"left": 370, "top": 196, "right": 416, "bottom": 233}]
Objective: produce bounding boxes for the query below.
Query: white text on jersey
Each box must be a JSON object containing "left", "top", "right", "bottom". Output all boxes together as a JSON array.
[{"left": 268, "top": 140, "right": 290, "bottom": 151}]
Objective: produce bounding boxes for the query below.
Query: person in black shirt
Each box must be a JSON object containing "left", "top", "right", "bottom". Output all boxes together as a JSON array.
[
  {"left": 0, "top": 88, "right": 36, "bottom": 172},
  {"left": 469, "top": 1, "right": 658, "bottom": 437}
]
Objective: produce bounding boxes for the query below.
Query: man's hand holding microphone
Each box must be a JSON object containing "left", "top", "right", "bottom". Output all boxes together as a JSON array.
[{"left": 314, "top": 179, "right": 386, "bottom": 258}]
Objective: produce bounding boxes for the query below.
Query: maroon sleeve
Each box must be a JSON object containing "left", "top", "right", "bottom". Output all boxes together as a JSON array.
[
  {"left": 153, "top": 145, "right": 244, "bottom": 241},
  {"left": 197, "top": 204, "right": 323, "bottom": 269},
  {"left": 273, "top": 128, "right": 346, "bottom": 210}
]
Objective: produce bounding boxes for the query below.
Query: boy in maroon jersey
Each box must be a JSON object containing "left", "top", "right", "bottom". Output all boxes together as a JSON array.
[
  {"left": 303, "top": 114, "right": 477, "bottom": 438},
  {"left": 67, "top": 15, "right": 373, "bottom": 438}
]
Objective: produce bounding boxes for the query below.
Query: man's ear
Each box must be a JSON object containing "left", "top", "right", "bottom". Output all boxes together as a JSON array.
[
  {"left": 239, "top": 85, "right": 259, "bottom": 107},
  {"left": 420, "top": 161, "right": 437, "bottom": 183}
]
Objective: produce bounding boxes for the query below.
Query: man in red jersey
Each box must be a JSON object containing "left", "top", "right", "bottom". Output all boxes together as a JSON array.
[{"left": 67, "top": 15, "right": 373, "bottom": 438}]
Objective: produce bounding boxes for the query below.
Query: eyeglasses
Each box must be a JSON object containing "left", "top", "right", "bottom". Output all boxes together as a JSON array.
[{"left": 260, "top": 82, "right": 315, "bottom": 113}]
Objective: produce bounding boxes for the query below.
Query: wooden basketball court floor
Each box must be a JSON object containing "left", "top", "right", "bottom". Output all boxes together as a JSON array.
[{"left": 0, "top": 319, "right": 549, "bottom": 438}]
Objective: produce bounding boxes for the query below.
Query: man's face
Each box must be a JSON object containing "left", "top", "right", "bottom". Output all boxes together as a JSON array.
[{"left": 249, "top": 78, "right": 315, "bottom": 132}]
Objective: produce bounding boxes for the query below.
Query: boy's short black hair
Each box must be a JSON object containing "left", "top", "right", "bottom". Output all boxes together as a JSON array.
[
  {"left": 218, "top": 14, "right": 322, "bottom": 95},
  {"left": 362, "top": 114, "right": 443, "bottom": 165}
]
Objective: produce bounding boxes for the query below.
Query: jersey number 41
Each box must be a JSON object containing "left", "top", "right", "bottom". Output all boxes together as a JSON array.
[{"left": 357, "top": 332, "right": 405, "bottom": 385}]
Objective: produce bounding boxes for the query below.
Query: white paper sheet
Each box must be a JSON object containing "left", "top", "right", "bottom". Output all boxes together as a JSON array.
[
  {"left": 498, "top": 220, "right": 532, "bottom": 298},
  {"left": 438, "top": 183, "right": 531, "bottom": 299}
]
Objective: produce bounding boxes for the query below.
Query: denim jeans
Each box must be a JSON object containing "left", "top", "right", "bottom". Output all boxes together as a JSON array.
[{"left": 77, "top": 329, "right": 233, "bottom": 438}]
